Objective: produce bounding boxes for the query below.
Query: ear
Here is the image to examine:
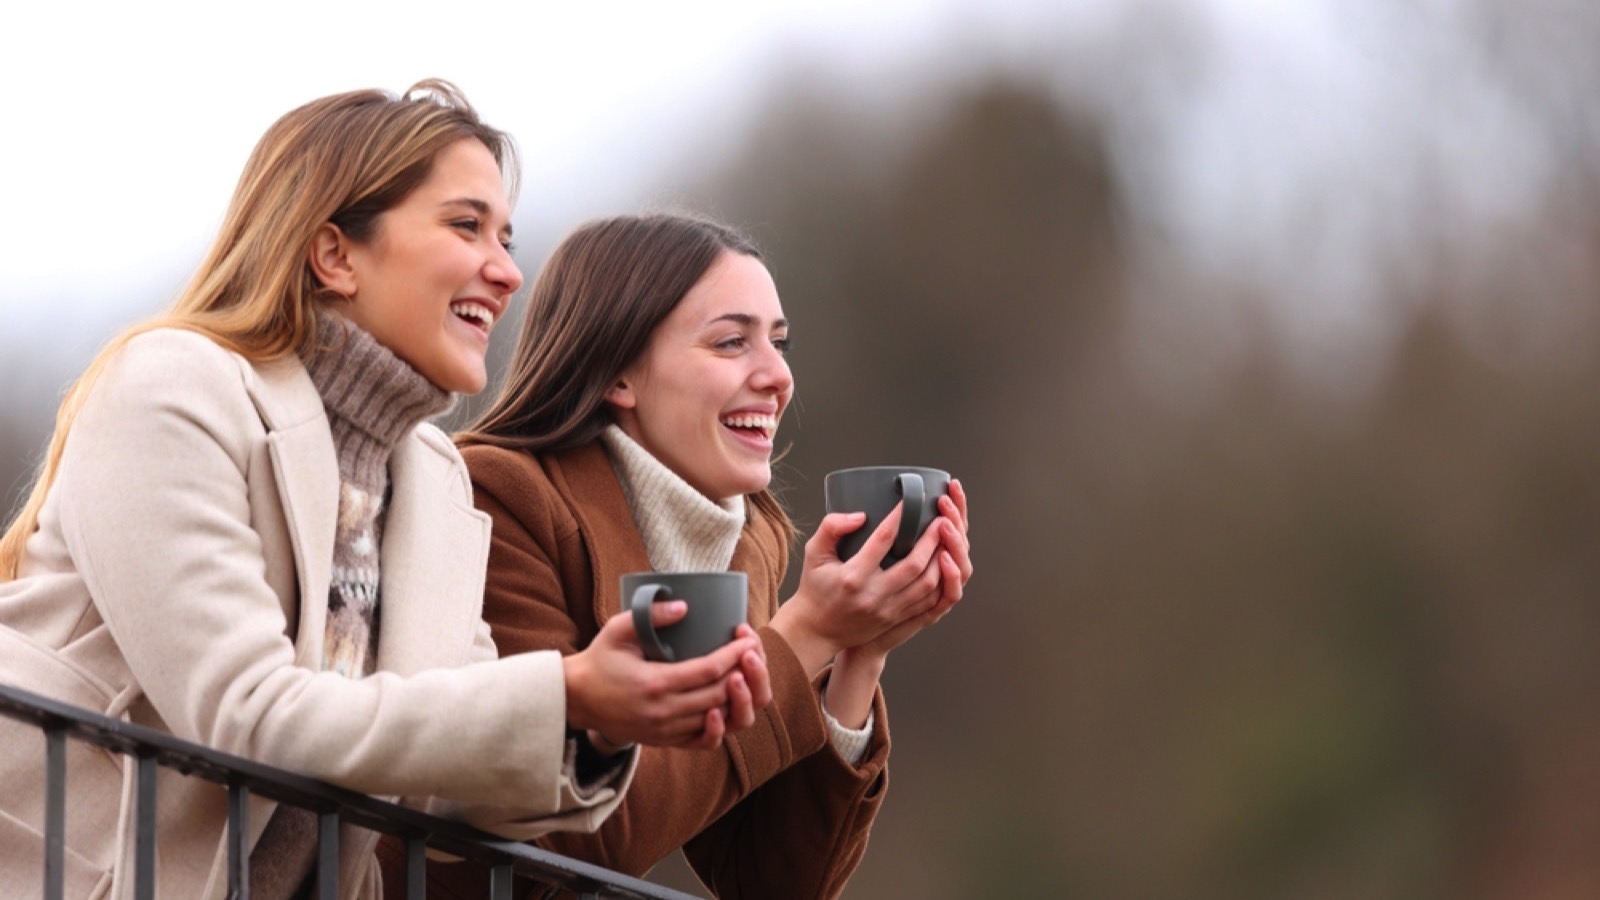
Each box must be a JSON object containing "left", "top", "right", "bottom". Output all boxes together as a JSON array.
[
  {"left": 307, "top": 222, "right": 359, "bottom": 297},
  {"left": 603, "top": 376, "right": 637, "bottom": 410}
]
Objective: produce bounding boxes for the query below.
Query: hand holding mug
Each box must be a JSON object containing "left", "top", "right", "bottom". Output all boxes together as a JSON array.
[{"left": 563, "top": 594, "right": 761, "bottom": 752}]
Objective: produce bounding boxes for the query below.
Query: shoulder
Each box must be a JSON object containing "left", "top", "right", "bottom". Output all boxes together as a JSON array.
[
  {"left": 84, "top": 329, "right": 260, "bottom": 436},
  {"left": 459, "top": 441, "right": 561, "bottom": 500},
  {"left": 109, "top": 327, "right": 248, "bottom": 387},
  {"left": 398, "top": 422, "right": 477, "bottom": 500},
  {"left": 99, "top": 328, "right": 323, "bottom": 433},
  {"left": 457, "top": 441, "right": 573, "bottom": 536}
]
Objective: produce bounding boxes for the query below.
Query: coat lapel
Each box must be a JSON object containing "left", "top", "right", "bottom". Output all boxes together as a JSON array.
[
  {"left": 548, "top": 444, "right": 653, "bottom": 629},
  {"left": 376, "top": 429, "right": 491, "bottom": 675},
  {"left": 250, "top": 356, "right": 339, "bottom": 669}
]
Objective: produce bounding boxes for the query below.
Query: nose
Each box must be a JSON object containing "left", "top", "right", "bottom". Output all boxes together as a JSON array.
[
  {"left": 485, "top": 243, "right": 524, "bottom": 295},
  {"left": 752, "top": 343, "right": 793, "bottom": 397}
]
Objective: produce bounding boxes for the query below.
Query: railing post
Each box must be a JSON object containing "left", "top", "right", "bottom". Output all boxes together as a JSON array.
[
  {"left": 490, "top": 863, "right": 514, "bottom": 900},
  {"left": 228, "top": 782, "right": 250, "bottom": 898},
  {"left": 135, "top": 754, "right": 158, "bottom": 900},
  {"left": 405, "top": 836, "right": 427, "bottom": 900},
  {"left": 317, "top": 810, "right": 340, "bottom": 899},
  {"left": 44, "top": 725, "right": 66, "bottom": 900}
]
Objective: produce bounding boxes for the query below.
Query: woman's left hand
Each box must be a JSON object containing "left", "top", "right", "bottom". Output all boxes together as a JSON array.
[{"left": 844, "top": 477, "right": 971, "bottom": 660}]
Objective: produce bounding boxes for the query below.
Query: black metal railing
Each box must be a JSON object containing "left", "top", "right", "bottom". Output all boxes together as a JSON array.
[{"left": 0, "top": 682, "right": 701, "bottom": 900}]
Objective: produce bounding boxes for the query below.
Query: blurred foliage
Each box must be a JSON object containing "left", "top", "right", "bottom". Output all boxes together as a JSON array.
[{"left": 638, "top": 57, "right": 1600, "bottom": 900}]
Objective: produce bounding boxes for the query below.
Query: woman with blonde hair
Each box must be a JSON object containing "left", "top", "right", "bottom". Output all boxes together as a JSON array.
[
  {"left": 388, "top": 212, "right": 971, "bottom": 899},
  {"left": 0, "top": 84, "right": 766, "bottom": 899}
]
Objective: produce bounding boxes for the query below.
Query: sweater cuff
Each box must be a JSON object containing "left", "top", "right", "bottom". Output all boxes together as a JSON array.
[{"left": 821, "top": 697, "right": 874, "bottom": 766}]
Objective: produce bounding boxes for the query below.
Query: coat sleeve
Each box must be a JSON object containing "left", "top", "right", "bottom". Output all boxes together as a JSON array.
[
  {"left": 55, "top": 331, "right": 623, "bottom": 834},
  {"left": 415, "top": 448, "right": 888, "bottom": 899},
  {"left": 673, "top": 523, "right": 890, "bottom": 900}
]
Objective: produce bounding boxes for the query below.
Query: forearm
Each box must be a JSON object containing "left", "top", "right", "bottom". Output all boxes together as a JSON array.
[
  {"left": 821, "top": 648, "right": 885, "bottom": 730},
  {"left": 686, "top": 686, "right": 891, "bottom": 900},
  {"left": 766, "top": 592, "right": 840, "bottom": 677},
  {"left": 543, "top": 627, "right": 832, "bottom": 872}
]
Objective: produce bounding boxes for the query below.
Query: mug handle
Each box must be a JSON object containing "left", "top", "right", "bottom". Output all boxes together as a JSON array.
[
  {"left": 630, "top": 584, "right": 677, "bottom": 662},
  {"left": 890, "top": 473, "right": 926, "bottom": 560}
]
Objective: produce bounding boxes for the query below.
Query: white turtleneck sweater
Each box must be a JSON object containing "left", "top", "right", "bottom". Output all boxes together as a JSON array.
[{"left": 599, "top": 425, "right": 873, "bottom": 763}]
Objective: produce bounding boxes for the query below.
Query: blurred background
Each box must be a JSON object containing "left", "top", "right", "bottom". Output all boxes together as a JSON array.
[{"left": 6, "top": 0, "right": 1600, "bottom": 897}]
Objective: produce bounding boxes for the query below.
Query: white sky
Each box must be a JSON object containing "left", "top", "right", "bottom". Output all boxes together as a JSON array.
[
  {"left": 0, "top": 0, "right": 1084, "bottom": 323},
  {"left": 1, "top": 0, "right": 1583, "bottom": 392}
]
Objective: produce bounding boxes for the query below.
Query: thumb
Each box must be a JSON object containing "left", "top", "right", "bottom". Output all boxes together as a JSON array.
[
  {"left": 597, "top": 600, "right": 687, "bottom": 647},
  {"left": 809, "top": 511, "right": 868, "bottom": 559}
]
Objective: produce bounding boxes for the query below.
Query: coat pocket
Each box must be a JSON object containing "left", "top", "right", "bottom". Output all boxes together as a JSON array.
[
  {"left": 0, "top": 626, "right": 129, "bottom": 896},
  {"left": 0, "top": 807, "right": 114, "bottom": 900}
]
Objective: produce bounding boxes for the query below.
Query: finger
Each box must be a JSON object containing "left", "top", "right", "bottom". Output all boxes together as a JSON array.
[
  {"left": 647, "top": 599, "right": 691, "bottom": 627},
  {"left": 739, "top": 648, "right": 773, "bottom": 712},
  {"left": 592, "top": 603, "right": 659, "bottom": 653},
  {"left": 657, "top": 676, "right": 737, "bottom": 722},
  {"left": 849, "top": 502, "right": 908, "bottom": 571},
  {"left": 732, "top": 622, "right": 764, "bottom": 649},
  {"left": 946, "top": 478, "right": 970, "bottom": 530},
  {"left": 806, "top": 512, "right": 869, "bottom": 565},
  {"left": 685, "top": 708, "right": 726, "bottom": 751},
  {"left": 882, "top": 512, "right": 944, "bottom": 588},
  {"left": 724, "top": 671, "right": 756, "bottom": 731},
  {"left": 938, "top": 549, "right": 964, "bottom": 606},
  {"left": 648, "top": 636, "right": 758, "bottom": 694},
  {"left": 935, "top": 518, "right": 973, "bottom": 584}
]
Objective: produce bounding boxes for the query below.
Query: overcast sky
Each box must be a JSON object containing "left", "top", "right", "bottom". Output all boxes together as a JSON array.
[
  {"left": 3, "top": 0, "right": 1587, "bottom": 387},
  {"left": 1, "top": 0, "right": 1088, "bottom": 322}
]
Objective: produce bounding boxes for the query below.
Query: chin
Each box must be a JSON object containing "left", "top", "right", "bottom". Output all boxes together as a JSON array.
[{"left": 734, "top": 470, "right": 773, "bottom": 496}]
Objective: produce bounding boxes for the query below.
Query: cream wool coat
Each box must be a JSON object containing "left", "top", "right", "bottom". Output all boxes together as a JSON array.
[{"left": 0, "top": 329, "right": 632, "bottom": 900}]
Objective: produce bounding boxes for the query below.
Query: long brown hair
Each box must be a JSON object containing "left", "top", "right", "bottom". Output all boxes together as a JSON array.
[
  {"left": 1, "top": 79, "right": 516, "bottom": 579},
  {"left": 460, "top": 212, "right": 795, "bottom": 544}
]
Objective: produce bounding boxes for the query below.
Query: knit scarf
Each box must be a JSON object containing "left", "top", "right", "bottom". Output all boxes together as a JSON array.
[{"left": 249, "top": 312, "right": 450, "bottom": 900}]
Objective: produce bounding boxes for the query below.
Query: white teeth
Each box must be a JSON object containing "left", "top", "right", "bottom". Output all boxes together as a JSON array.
[
  {"left": 720, "top": 413, "right": 777, "bottom": 436},
  {"left": 450, "top": 302, "right": 495, "bottom": 329}
]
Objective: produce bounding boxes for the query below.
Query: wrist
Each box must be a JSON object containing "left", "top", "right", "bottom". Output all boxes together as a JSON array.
[
  {"left": 561, "top": 653, "right": 593, "bottom": 732},
  {"left": 586, "top": 728, "right": 636, "bottom": 757},
  {"left": 834, "top": 645, "right": 889, "bottom": 679},
  {"left": 821, "top": 651, "right": 883, "bottom": 729},
  {"left": 769, "top": 601, "right": 839, "bottom": 677}
]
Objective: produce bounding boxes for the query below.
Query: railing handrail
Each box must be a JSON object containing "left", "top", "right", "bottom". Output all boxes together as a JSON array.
[{"left": 0, "top": 681, "right": 703, "bottom": 900}]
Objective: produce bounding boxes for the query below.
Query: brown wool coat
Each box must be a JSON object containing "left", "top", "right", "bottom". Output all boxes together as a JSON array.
[
  {"left": 0, "top": 330, "right": 631, "bottom": 900},
  {"left": 379, "top": 440, "right": 889, "bottom": 900}
]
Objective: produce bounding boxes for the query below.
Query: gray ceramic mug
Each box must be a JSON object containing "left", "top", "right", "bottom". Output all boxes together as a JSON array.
[
  {"left": 824, "top": 466, "right": 951, "bottom": 566},
  {"left": 623, "top": 571, "right": 749, "bottom": 662}
]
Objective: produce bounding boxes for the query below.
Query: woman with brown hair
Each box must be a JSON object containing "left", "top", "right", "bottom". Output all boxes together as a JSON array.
[
  {"left": 397, "top": 212, "right": 972, "bottom": 898},
  {"left": 0, "top": 85, "right": 764, "bottom": 900}
]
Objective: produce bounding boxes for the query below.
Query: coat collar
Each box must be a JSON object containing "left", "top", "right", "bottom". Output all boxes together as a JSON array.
[
  {"left": 543, "top": 441, "right": 781, "bottom": 630},
  {"left": 244, "top": 353, "right": 490, "bottom": 674},
  {"left": 544, "top": 442, "right": 653, "bottom": 628}
]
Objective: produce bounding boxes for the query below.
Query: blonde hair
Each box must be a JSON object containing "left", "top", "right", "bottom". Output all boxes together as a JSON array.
[{"left": 1, "top": 79, "right": 516, "bottom": 579}]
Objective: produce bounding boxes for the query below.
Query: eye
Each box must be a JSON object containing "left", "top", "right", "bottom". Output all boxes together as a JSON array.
[
  {"left": 714, "top": 335, "right": 748, "bottom": 352},
  {"left": 500, "top": 238, "right": 517, "bottom": 253},
  {"left": 772, "top": 336, "right": 791, "bottom": 355}
]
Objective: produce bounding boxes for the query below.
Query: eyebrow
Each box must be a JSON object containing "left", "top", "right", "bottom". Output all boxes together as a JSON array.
[
  {"left": 710, "top": 313, "right": 788, "bottom": 329},
  {"left": 443, "top": 198, "right": 514, "bottom": 237}
]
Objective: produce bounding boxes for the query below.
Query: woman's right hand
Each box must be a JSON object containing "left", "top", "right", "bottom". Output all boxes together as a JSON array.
[{"left": 562, "top": 602, "right": 764, "bottom": 751}]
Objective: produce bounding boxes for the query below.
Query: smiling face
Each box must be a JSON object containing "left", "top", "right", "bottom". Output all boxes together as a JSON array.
[
  {"left": 606, "top": 250, "right": 794, "bottom": 502},
  {"left": 320, "top": 137, "right": 523, "bottom": 394}
]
